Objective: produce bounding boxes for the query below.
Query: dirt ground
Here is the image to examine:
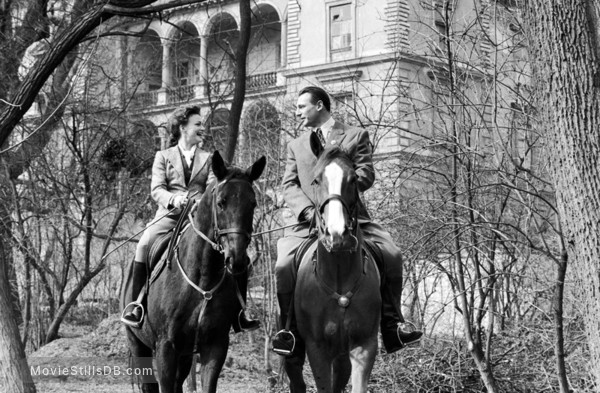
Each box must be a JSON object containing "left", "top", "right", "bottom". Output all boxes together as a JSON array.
[
  {"left": 28, "top": 315, "right": 309, "bottom": 393},
  {"left": 28, "top": 313, "right": 423, "bottom": 393}
]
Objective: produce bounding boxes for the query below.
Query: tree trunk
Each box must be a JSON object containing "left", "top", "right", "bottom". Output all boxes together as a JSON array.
[
  {"left": 0, "top": 224, "right": 36, "bottom": 393},
  {"left": 525, "top": 0, "right": 600, "bottom": 386},
  {"left": 553, "top": 247, "right": 569, "bottom": 393},
  {"left": 0, "top": 1, "right": 209, "bottom": 390},
  {"left": 225, "top": 0, "right": 251, "bottom": 163}
]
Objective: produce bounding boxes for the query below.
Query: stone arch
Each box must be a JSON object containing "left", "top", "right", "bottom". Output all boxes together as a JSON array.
[
  {"left": 132, "top": 29, "right": 162, "bottom": 91},
  {"left": 171, "top": 21, "right": 201, "bottom": 88},
  {"left": 248, "top": 3, "right": 282, "bottom": 73},
  {"left": 205, "top": 13, "right": 239, "bottom": 83},
  {"left": 205, "top": 107, "right": 230, "bottom": 155},
  {"left": 240, "top": 100, "right": 281, "bottom": 175}
]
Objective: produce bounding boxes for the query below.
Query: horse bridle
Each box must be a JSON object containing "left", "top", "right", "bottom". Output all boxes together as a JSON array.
[
  {"left": 314, "top": 191, "right": 359, "bottom": 253},
  {"left": 189, "top": 178, "right": 253, "bottom": 255},
  {"left": 182, "top": 177, "right": 254, "bottom": 325}
]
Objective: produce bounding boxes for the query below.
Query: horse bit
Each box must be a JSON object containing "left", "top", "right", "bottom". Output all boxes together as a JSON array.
[{"left": 314, "top": 191, "right": 359, "bottom": 253}]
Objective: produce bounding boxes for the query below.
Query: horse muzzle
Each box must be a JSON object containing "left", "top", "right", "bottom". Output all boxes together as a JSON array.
[
  {"left": 224, "top": 255, "right": 249, "bottom": 275},
  {"left": 321, "top": 230, "right": 358, "bottom": 253}
]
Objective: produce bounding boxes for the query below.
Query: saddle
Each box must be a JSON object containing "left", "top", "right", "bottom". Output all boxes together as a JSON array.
[
  {"left": 147, "top": 231, "right": 172, "bottom": 271},
  {"left": 143, "top": 200, "right": 197, "bottom": 292},
  {"left": 293, "top": 236, "right": 385, "bottom": 283}
]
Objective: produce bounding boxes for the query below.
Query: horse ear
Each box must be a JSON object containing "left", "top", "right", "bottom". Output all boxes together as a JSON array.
[
  {"left": 246, "top": 156, "right": 266, "bottom": 182},
  {"left": 310, "top": 131, "right": 324, "bottom": 158},
  {"left": 212, "top": 150, "right": 227, "bottom": 180}
]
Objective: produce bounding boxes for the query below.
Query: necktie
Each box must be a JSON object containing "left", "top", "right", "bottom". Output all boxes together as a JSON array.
[{"left": 315, "top": 128, "right": 326, "bottom": 145}]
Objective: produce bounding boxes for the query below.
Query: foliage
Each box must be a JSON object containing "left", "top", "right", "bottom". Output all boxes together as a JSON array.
[{"left": 371, "top": 319, "right": 592, "bottom": 393}]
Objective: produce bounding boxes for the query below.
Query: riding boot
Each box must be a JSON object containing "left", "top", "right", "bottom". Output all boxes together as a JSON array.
[
  {"left": 232, "top": 270, "right": 260, "bottom": 333},
  {"left": 121, "top": 261, "right": 147, "bottom": 328},
  {"left": 381, "top": 282, "right": 423, "bottom": 354},
  {"left": 272, "top": 292, "right": 297, "bottom": 357}
]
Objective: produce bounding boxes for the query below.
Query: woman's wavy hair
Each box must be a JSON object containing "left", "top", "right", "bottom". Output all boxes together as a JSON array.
[{"left": 168, "top": 106, "right": 201, "bottom": 147}]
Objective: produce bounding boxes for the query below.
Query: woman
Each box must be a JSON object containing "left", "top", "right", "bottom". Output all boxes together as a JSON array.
[{"left": 122, "top": 105, "right": 259, "bottom": 332}]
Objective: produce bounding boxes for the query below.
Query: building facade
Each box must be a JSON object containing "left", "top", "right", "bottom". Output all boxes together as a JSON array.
[{"left": 114, "top": 0, "right": 507, "bottom": 158}]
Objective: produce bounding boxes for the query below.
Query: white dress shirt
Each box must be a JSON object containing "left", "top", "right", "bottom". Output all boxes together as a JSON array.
[{"left": 317, "top": 117, "right": 336, "bottom": 142}]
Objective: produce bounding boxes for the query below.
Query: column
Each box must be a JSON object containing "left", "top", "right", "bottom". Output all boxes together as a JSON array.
[
  {"left": 199, "top": 36, "right": 208, "bottom": 96},
  {"left": 158, "top": 42, "right": 172, "bottom": 105},
  {"left": 161, "top": 42, "right": 172, "bottom": 89},
  {"left": 280, "top": 19, "right": 287, "bottom": 68}
]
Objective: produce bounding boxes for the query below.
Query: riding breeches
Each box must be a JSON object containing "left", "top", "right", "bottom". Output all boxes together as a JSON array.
[
  {"left": 134, "top": 215, "right": 178, "bottom": 263},
  {"left": 275, "top": 221, "right": 403, "bottom": 294}
]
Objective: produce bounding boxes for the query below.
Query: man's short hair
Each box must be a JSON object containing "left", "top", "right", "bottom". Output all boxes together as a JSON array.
[{"left": 299, "top": 86, "right": 331, "bottom": 112}]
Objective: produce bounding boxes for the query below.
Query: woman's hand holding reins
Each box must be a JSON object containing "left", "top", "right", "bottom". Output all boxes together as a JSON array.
[{"left": 173, "top": 195, "right": 189, "bottom": 210}]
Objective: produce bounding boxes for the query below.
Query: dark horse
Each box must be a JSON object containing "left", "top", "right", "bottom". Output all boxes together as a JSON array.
[
  {"left": 285, "top": 133, "right": 381, "bottom": 393},
  {"left": 120, "top": 151, "right": 265, "bottom": 393}
]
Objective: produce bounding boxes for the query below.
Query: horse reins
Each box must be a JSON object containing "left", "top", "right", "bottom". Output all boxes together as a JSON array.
[
  {"left": 188, "top": 178, "right": 252, "bottom": 255},
  {"left": 180, "top": 178, "right": 254, "bottom": 324},
  {"left": 313, "top": 188, "right": 365, "bottom": 308},
  {"left": 314, "top": 191, "right": 359, "bottom": 253}
]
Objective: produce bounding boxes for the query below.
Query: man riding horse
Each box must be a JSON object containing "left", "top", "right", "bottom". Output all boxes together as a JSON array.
[{"left": 272, "top": 86, "right": 423, "bottom": 356}]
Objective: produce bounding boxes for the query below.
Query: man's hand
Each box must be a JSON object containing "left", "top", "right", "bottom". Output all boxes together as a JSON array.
[{"left": 301, "top": 206, "right": 315, "bottom": 223}]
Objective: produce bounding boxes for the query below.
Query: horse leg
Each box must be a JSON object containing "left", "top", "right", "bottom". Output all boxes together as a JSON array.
[
  {"left": 175, "top": 354, "right": 194, "bottom": 393},
  {"left": 305, "top": 341, "right": 333, "bottom": 393},
  {"left": 155, "top": 340, "right": 179, "bottom": 393},
  {"left": 283, "top": 337, "right": 307, "bottom": 393},
  {"left": 348, "top": 338, "right": 378, "bottom": 393},
  {"left": 331, "top": 355, "right": 351, "bottom": 393},
  {"left": 125, "top": 329, "right": 158, "bottom": 393},
  {"left": 197, "top": 333, "right": 229, "bottom": 393}
]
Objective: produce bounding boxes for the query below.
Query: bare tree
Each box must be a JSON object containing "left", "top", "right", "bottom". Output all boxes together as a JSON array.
[{"left": 0, "top": 1, "right": 209, "bottom": 391}]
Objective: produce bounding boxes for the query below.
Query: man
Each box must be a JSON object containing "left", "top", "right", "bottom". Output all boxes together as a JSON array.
[{"left": 272, "top": 86, "right": 422, "bottom": 355}]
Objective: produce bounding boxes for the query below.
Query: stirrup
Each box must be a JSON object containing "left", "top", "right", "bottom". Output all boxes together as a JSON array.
[
  {"left": 272, "top": 329, "right": 296, "bottom": 357},
  {"left": 120, "top": 302, "right": 145, "bottom": 328}
]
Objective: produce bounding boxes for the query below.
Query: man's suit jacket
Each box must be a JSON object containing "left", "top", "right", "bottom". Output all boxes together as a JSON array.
[
  {"left": 282, "top": 120, "right": 375, "bottom": 224},
  {"left": 150, "top": 145, "right": 212, "bottom": 220}
]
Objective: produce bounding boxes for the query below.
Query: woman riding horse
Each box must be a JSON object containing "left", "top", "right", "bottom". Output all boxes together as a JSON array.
[
  {"left": 121, "top": 105, "right": 257, "bottom": 332},
  {"left": 121, "top": 150, "right": 266, "bottom": 393}
]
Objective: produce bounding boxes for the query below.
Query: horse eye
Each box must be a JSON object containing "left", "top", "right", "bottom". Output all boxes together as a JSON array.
[{"left": 217, "top": 199, "right": 226, "bottom": 209}]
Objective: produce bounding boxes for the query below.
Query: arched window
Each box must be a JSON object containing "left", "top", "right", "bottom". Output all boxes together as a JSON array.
[
  {"left": 248, "top": 4, "right": 281, "bottom": 74},
  {"left": 241, "top": 100, "right": 281, "bottom": 178},
  {"left": 173, "top": 22, "right": 201, "bottom": 88},
  {"left": 206, "top": 14, "right": 239, "bottom": 83},
  {"left": 133, "top": 30, "right": 162, "bottom": 91},
  {"left": 206, "top": 108, "right": 230, "bottom": 155}
]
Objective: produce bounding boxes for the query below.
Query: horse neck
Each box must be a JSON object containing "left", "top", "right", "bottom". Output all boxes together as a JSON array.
[{"left": 315, "top": 237, "right": 364, "bottom": 294}]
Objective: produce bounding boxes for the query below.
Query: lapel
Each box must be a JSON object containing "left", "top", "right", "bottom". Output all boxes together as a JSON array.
[
  {"left": 327, "top": 120, "right": 348, "bottom": 147},
  {"left": 190, "top": 148, "right": 211, "bottom": 181},
  {"left": 165, "top": 146, "right": 184, "bottom": 181},
  {"left": 302, "top": 131, "right": 318, "bottom": 164}
]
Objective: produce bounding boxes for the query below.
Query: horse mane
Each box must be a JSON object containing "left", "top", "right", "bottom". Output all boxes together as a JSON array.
[{"left": 313, "top": 146, "right": 352, "bottom": 178}]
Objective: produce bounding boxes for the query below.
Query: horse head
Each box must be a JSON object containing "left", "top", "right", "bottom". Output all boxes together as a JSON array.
[
  {"left": 209, "top": 151, "right": 266, "bottom": 275},
  {"left": 310, "top": 132, "right": 359, "bottom": 253}
]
